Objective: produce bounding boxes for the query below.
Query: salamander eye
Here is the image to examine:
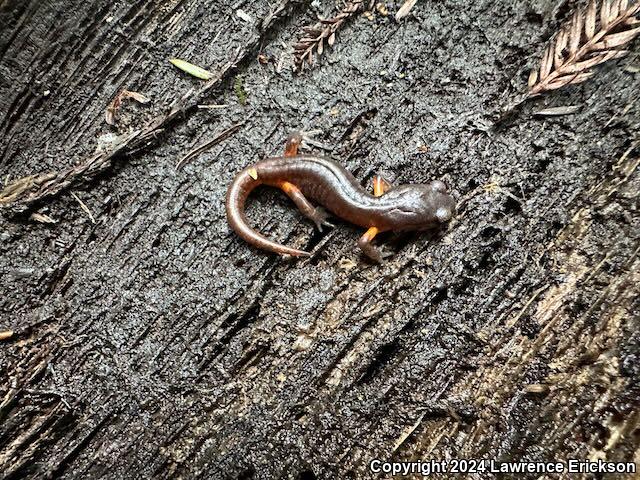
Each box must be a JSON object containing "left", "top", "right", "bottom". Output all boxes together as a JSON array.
[
  {"left": 436, "top": 207, "right": 452, "bottom": 223},
  {"left": 431, "top": 180, "right": 447, "bottom": 193}
]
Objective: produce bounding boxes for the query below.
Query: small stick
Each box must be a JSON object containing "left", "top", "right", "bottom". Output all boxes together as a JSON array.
[{"left": 175, "top": 122, "right": 245, "bottom": 170}]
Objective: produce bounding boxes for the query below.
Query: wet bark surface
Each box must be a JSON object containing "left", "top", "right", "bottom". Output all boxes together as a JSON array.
[{"left": 1, "top": 0, "right": 639, "bottom": 479}]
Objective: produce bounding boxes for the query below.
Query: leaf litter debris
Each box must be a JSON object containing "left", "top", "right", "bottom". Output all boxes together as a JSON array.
[{"left": 105, "top": 89, "right": 150, "bottom": 126}]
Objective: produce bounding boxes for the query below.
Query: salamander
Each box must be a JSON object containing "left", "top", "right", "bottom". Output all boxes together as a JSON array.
[{"left": 225, "top": 132, "right": 456, "bottom": 262}]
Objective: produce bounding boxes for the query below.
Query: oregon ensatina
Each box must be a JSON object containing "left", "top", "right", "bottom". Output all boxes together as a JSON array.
[{"left": 225, "top": 132, "right": 456, "bottom": 262}]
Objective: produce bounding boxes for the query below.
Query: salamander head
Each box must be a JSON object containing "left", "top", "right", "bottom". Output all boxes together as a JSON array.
[{"left": 382, "top": 180, "right": 456, "bottom": 231}]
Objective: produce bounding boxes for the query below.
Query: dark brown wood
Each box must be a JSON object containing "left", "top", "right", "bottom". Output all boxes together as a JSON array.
[{"left": 1, "top": 1, "right": 638, "bottom": 479}]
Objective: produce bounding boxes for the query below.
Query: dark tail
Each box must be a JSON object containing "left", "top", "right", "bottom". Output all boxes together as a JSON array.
[{"left": 225, "top": 167, "right": 310, "bottom": 257}]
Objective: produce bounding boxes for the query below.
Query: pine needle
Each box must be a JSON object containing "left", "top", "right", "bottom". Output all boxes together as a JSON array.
[
  {"left": 175, "top": 122, "right": 244, "bottom": 170},
  {"left": 71, "top": 192, "right": 96, "bottom": 224}
]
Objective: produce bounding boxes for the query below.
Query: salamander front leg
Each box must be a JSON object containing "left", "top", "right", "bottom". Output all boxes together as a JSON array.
[
  {"left": 279, "top": 181, "right": 334, "bottom": 232},
  {"left": 284, "top": 131, "right": 304, "bottom": 157},
  {"left": 372, "top": 175, "right": 392, "bottom": 197},
  {"left": 358, "top": 227, "right": 391, "bottom": 263},
  {"left": 360, "top": 177, "right": 394, "bottom": 262}
]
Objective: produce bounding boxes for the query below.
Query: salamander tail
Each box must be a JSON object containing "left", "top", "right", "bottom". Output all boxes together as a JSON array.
[{"left": 225, "top": 167, "right": 311, "bottom": 258}]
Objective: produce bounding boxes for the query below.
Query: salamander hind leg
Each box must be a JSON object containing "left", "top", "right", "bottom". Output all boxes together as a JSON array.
[
  {"left": 279, "top": 181, "right": 334, "bottom": 232},
  {"left": 357, "top": 227, "right": 392, "bottom": 263}
]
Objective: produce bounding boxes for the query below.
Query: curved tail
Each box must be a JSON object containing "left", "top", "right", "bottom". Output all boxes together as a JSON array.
[{"left": 225, "top": 167, "right": 310, "bottom": 257}]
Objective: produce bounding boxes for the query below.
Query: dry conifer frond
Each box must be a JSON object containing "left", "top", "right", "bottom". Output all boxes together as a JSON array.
[
  {"left": 527, "top": 0, "right": 640, "bottom": 97},
  {"left": 293, "top": 1, "right": 371, "bottom": 71}
]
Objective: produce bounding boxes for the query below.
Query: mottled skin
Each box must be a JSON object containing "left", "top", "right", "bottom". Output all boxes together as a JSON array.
[{"left": 225, "top": 133, "right": 456, "bottom": 262}]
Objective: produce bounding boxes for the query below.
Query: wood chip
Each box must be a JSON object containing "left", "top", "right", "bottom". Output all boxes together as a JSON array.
[
  {"left": 0, "top": 330, "right": 14, "bottom": 341},
  {"left": 30, "top": 212, "right": 57, "bottom": 224},
  {"left": 395, "top": 0, "right": 417, "bottom": 20},
  {"left": 236, "top": 9, "right": 253, "bottom": 24},
  {"left": 525, "top": 384, "right": 550, "bottom": 394},
  {"left": 376, "top": 2, "right": 388, "bottom": 16}
]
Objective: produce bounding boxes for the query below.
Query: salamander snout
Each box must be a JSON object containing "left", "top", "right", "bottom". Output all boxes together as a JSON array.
[
  {"left": 383, "top": 181, "right": 455, "bottom": 231},
  {"left": 429, "top": 181, "right": 455, "bottom": 225},
  {"left": 430, "top": 181, "right": 455, "bottom": 224}
]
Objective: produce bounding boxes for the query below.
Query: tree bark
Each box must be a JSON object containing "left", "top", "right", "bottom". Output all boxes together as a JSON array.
[{"left": 1, "top": 0, "right": 638, "bottom": 479}]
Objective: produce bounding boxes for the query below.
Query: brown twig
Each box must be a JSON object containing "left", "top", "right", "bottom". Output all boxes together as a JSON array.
[
  {"left": 0, "top": 0, "right": 302, "bottom": 214},
  {"left": 293, "top": 1, "right": 371, "bottom": 71},
  {"left": 527, "top": 0, "right": 640, "bottom": 98}
]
